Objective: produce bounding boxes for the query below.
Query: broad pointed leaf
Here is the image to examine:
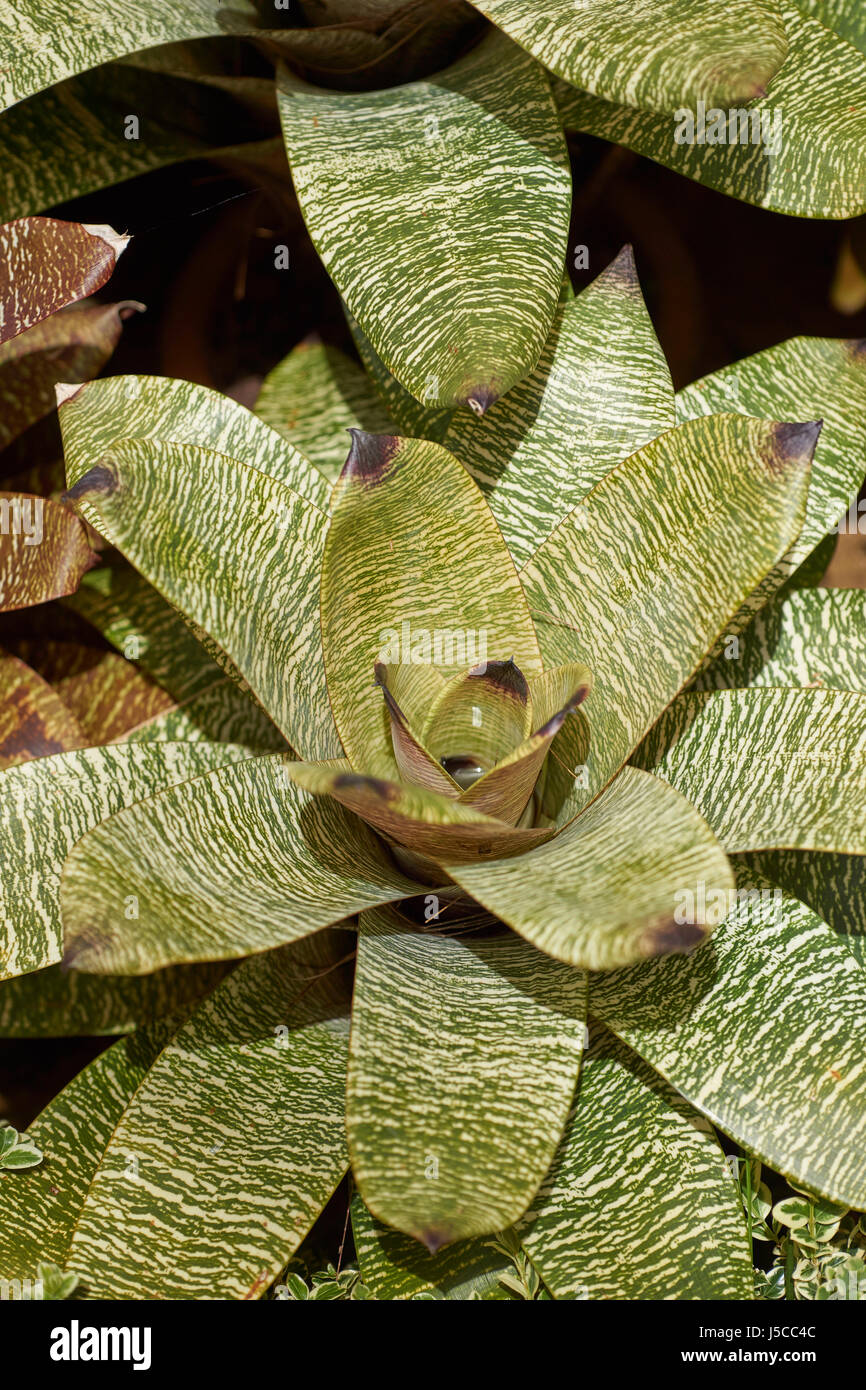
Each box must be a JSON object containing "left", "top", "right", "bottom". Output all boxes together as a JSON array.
[
  {"left": 0, "top": 492, "right": 96, "bottom": 612},
  {"left": 61, "top": 436, "right": 340, "bottom": 759},
  {"left": 635, "top": 688, "right": 866, "bottom": 854},
  {"left": 68, "top": 934, "right": 351, "bottom": 1299},
  {"left": 60, "top": 754, "right": 417, "bottom": 975},
  {"left": 254, "top": 340, "right": 393, "bottom": 482},
  {"left": 0, "top": 217, "right": 127, "bottom": 342},
  {"left": 443, "top": 248, "right": 675, "bottom": 569},
  {"left": 591, "top": 869, "right": 866, "bottom": 1209},
  {"left": 471, "top": 0, "right": 786, "bottom": 112},
  {"left": 348, "top": 905, "right": 586, "bottom": 1246},
  {"left": 321, "top": 432, "right": 541, "bottom": 771},
  {"left": 448, "top": 766, "right": 734, "bottom": 969},
  {"left": 555, "top": 3, "right": 866, "bottom": 219},
  {"left": 0, "top": 741, "right": 249, "bottom": 979},
  {"left": 344, "top": 306, "right": 453, "bottom": 441},
  {"left": 521, "top": 1025, "right": 751, "bottom": 1300},
  {"left": 0, "top": 649, "right": 87, "bottom": 768},
  {"left": 277, "top": 30, "right": 571, "bottom": 409},
  {"left": 520, "top": 414, "right": 816, "bottom": 801},
  {"left": 739, "top": 848, "right": 866, "bottom": 956}
]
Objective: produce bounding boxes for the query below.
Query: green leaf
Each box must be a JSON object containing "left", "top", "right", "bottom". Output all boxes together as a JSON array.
[
  {"left": 555, "top": 3, "right": 866, "bottom": 219},
  {"left": 692, "top": 587, "right": 866, "bottom": 694},
  {"left": 60, "top": 753, "right": 417, "bottom": 974},
  {"left": 471, "top": 0, "right": 787, "bottom": 112},
  {"left": 320, "top": 431, "right": 541, "bottom": 772},
  {"left": 0, "top": 959, "right": 229, "bottom": 1038},
  {"left": 0, "top": 649, "right": 87, "bottom": 768},
  {"left": 59, "top": 372, "right": 330, "bottom": 510},
  {"left": 739, "top": 848, "right": 866, "bottom": 949},
  {"left": 677, "top": 337, "right": 866, "bottom": 617},
  {"left": 591, "top": 868, "right": 866, "bottom": 1209},
  {"left": 0, "top": 0, "right": 240, "bottom": 109},
  {"left": 520, "top": 414, "right": 816, "bottom": 802},
  {"left": 61, "top": 435, "right": 339, "bottom": 760},
  {"left": 344, "top": 306, "right": 453, "bottom": 442},
  {"left": 0, "top": 1120, "right": 43, "bottom": 1170},
  {"left": 277, "top": 29, "right": 571, "bottom": 409},
  {"left": 0, "top": 1022, "right": 180, "bottom": 1281},
  {"left": 348, "top": 905, "right": 586, "bottom": 1246},
  {"left": 0, "top": 740, "right": 249, "bottom": 979},
  {"left": 634, "top": 687, "right": 866, "bottom": 854},
  {"left": 0, "top": 492, "right": 96, "bottom": 612},
  {"left": 254, "top": 340, "right": 394, "bottom": 483},
  {"left": 443, "top": 248, "right": 675, "bottom": 570},
  {"left": 0, "top": 300, "right": 140, "bottom": 450},
  {"left": 67, "top": 934, "right": 351, "bottom": 1299},
  {"left": 124, "top": 678, "right": 288, "bottom": 752},
  {"left": 521, "top": 1026, "right": 752, "bottom": 1300},
  {"left": 0, "top": 217, "right": 127, "bottom": 342},
  {"left": 447, "top": 765, "right": 734, "bottom": 969},
  {"left": 35, "top": 1263, "right": 79, "bottom": 1301},
  {"left": 351, "top": 1194, "right": 514, "bottom": 1300}
]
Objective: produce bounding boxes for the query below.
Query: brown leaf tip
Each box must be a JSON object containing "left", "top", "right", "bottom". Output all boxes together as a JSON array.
[
  {"left": 418, "top": 1225, "right": 452, "bottom": 1255},
  {"left": 61, "top": 463, "right": 119, "bottom": 505},
  {"left": 764, "top": 420, "right": 822, "bottom": 475},
  {"left": 846, "top": 338, "right": 866, "bottom": 363},
  {"left": 464, "top": 386, "right": 499, "bottom": 417},
  {"left": 470, "top": 657, "right": 528, "bottom": 704},
  {"left": 341, "top": 429, "right": 400, "bottom": 487},
  {"left": 334, "top": 771, "right": 397, "bottom": 802},
  {"left": 536, "top": 682, "right": 590, "bottom": 739},
  {"left": 641, "top": 919, "right": 706, "bottom": 958},
  {"left": 602, "top": 244, "right": 638, "bottom": 291}
]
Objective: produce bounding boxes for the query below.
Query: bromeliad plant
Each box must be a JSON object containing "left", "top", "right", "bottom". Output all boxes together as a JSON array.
[{"left": 1, "top": 246, "right": 866, "bottom": 1300}]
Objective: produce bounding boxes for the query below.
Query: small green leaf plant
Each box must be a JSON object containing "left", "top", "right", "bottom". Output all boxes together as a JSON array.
[{"left": 0, "top": 1123, "right": 42, "bottom": 1172}]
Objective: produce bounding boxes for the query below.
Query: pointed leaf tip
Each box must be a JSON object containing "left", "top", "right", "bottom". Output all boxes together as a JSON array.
[
  {"left": 419, "top": 1228, "right": 452, "bottom": 1255},
  {"left": 62, "top": 463, "right": 118, "bottom": 504},
  {"left": 603, "top": 244, "right": 638, "bottom": 288},
  {"left": 768, "top": 420, "right": 822, "bottom": 472},
  {"left": 471, "top": 657, "right": 529, "bottom": 703},
  {"left": 640, "top": 919, "right": 707, "bottom": 959},
  {"left": 465, "top": 386, "right": 499, "bottom": 416},
  {"left": 342, "top": 429, "right": 400, "bottom": 487}
]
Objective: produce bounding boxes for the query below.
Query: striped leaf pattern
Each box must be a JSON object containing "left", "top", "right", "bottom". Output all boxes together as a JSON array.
[
  {"left": 61, "top": 436, "right": 340, "bottom": 760},
  {"left": 0, "top": 217, "right": 127, "bottom": 342},
  {"left": 124, "top": 679, "right": 288, "bottom": 752},
  {"left": 351, "top": 1195, "right": 514, "bottom": 1300},
  {"left": 0, "top": 492, "right": 96, "bottom": 612},
  {"left": 555, "top": 4, "right": 866, "bottom": 219},
  {"left": 0, "top": 649, "right": 87, "bottom": 768},
  {"left": 677, "top": 337, "right": 866, "bottom": 620},
  {"left": 635, "top": 688, "right": 866, "bottom": 855},
  {"left": 0, "top": 960, "right": 228, "bottom": 1038},
  {"left": 348, "top": 905, "right": 586, "bottom": 1245},
  {"left": 521, "top": 1026, "right": 751, "bottom": 1300},
  {"left": 591, "top": 869, "right": 866, "bottom": 1208},
  {"left": 344, "top": 307, "right": 453, "bottom": 442},
  {"left": 443, "top": 248, "right": 675, "bottom": 570},
  {"left": 0, "top": 741, "right": 249, "bottom": 980},
  {"left": 0, "top": 0, "right": 237, "bottom": 109},
  {"left": 740, "top": 848, "right": 866, "bottom": 951},
  {"left": 320, "top": 432, "right": 541, "bottom": 771},
  {"left": 254, "top": 341, "right": 394, "bottom": 483},
  {"left": 447, "top": 766, "right": 734, "bottom": 970},
  {"left": 521, "top": 414, "right": 816, "bottom": 801},
  {"left": 693, "top": 587, "right": 866, "bottom": 693},
  {"left": 278, "top": 30, "right": 571, "bottom": 409},
  {"left": 66, "top": 934, "right": 352, "bottom": 1299},
  {"left": 470, "top": 0, "right": 787, "bottom": 112},
  {"left": 59, "top": 754, "right": 417, "bottom": 975}
]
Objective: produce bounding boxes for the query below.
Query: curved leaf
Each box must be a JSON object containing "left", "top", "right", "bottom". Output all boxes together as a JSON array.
[
  {"left": 60, "top": 754, "right": 416, "bottom": 974},
  {"left": 351, "top": 1194, "right": 514, "bottom": 1300},
  {"left": 522, "top": 1025, "right": 751, "bottom": 1300},
  {"left": 68, "top": 934, "right": 351, "bottom": 1300},
  {"left": 0, "top": 741, "right": 249, "bottom": 980},
  {"left": 448, "top": 765, "right": 734, "bottom": 969},
  {"left": 471, "top": 0, "right": 786, "bottom": 112},
  {"left": 591, "top": 868, "right": 866, "bottom": 1209},
  {"left": 0, "top": 649, "right": 87, "bottom": 768},
  {"left": 278, "top": 30, "right": 571, "bottom": 409},
  {"left": 0, "top": 492, "right": 96, "bottom": 613},
  {"left": 348, "top": 905, "right": 586, "bottom": 1246},
  {"left": 443, "top": 247, "right": 675, "bottom": 569},
  {"left": 0, "top": 217, "right": 127, "bottom": 343},
  {"left": 521, "top": 414, "right": 816, "bottom": 802}
]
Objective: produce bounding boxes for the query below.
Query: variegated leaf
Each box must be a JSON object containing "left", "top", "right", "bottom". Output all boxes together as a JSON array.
[
  {"left": 61, "top": 436, "right": 340, "bottom": 760},
  {"left": 591, "top": 869, "right": 866, "bottom": 1208},
  {"left": 447, "top": 766, "right": 734, "bottom": 969},
  {"left": 470, "top": 0, "right": 786, "bottom": 112},
  {"left": 60, "top": 754, "right": 416, "bottom": 974},
  {"left": 521, "top": 1025, "right": 751, "bottom": 1300},
  {"left": 278, "top": 30, "right": 571, "bottom": 409},
  {"left": 344, "top": 306, "right": 453, "bottom": 442},
  {"left": 0, "top": 741, "right": 249, "bottom": 980},
  {"left": 123, "top": 679, "right": 288, "bottom": 752},
  {"left": 0, "top": 960, "right": 228, "bottom": 1038},
  {"left": 634, "top": 688, "right": 866, "bottom": 855},
  {"left": 443, "top": 248, "right": 675, "bottom": 569},
  {"left": 739, "top": 848, "right": 866, "bottom": 958},
  {"left": 348, "top": 905, "right": 586, "bottom": 1246},
  {"left": 0, "top": 649, "right": 87, "bottom": 768},
  {"left": 520, "top": 414, "right": 816, "bottom": 801},
  {"left": 0, "top": 492, "right": 96, "bottom": 612},
  {"left": 555, "top": 3, "right": 866, "bottom": 219},
  {"left": 0, "top": 217, "right": 127, "bottom": 342},
  {"left": 351, "top": 1195, "right": 514, "bottom": 1300},
  {"left": 67, "top": 934, "right": 351, "bottom": 1299}
]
